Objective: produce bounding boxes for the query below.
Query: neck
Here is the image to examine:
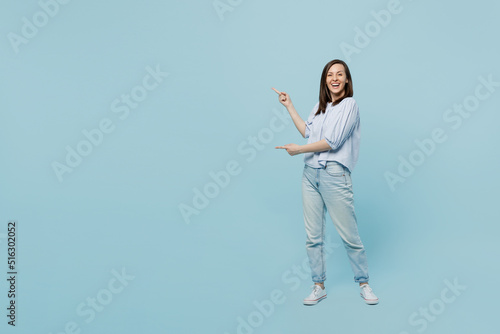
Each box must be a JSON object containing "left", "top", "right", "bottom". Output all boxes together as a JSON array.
[
  {"left": 331, "top": 91, "right": 345, "bottom": 102},
  {"left": 330, "top": 92, "right": 345, "bottom": 103}
]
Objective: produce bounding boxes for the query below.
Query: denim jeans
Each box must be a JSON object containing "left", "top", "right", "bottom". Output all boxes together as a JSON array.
[{"left": 302, "top": 161, "right": 369, "bottom": 284}]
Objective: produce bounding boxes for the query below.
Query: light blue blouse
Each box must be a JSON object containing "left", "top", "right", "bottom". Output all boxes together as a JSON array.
[{"left": 304, "top": 97, "right": 360, "bottom": 173}]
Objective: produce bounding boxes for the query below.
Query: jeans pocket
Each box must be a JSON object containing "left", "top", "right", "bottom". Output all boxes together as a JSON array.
[
  {"left": 345, "top": 171, "right": 352, "bottom": 189},
  {"left": 324, "top": 162, "right": 345, "bottom": 177}
]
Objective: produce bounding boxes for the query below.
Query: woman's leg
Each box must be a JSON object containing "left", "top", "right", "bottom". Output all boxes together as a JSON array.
[
  {"left": 302, "top": 165, "right": 327, "bottom": 284},
  {"left": 320, "top": 162, "right": 369, "bottom": 284}
]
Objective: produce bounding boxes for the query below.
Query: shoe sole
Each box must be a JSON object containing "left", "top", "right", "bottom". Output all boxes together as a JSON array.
[
  {"left": 303, "top": 295, "right": 327, "bottom": 305},
  {"left": 360, "top": 294, "right": 379, "bottom": 305}
]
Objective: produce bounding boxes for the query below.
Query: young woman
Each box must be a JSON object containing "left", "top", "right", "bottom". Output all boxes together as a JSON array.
[{"left": 273, "top": 59, "right": 378, "bottom": 306}]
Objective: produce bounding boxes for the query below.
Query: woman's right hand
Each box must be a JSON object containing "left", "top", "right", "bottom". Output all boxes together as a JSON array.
[{"left": 272, "top": 87, "right": 292, "bottom": 108}]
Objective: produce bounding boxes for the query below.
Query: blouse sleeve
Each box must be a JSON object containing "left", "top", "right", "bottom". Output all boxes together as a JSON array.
[
  {"left": 324, "top": 98, "right": 360, "bottom": 150},
  {"left": 304, "top": 102, "right": 319, "bottom": 139}
]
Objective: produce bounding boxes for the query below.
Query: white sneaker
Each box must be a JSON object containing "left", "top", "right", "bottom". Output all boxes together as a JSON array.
[
  {"left": 360, "top": 284, "right": 379, "bottom": 305},
  {"left": 303, "top": 285, "right": 327, "bottom": 305}
]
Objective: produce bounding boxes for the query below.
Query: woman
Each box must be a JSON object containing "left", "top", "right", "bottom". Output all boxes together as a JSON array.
[{"left": 273, "top": 59, "right": 378, "bottom": 306}]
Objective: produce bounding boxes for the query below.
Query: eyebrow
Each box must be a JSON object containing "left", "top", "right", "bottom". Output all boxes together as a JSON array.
[{"left": 328, "top": 71, "right": 344, "bottom": 74}]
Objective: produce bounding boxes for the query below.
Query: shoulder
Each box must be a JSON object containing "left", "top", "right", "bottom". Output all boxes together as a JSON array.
[
  {"left": 341, "top": 97, "right": 357, "bottom": 105},
  {"left": 340, "top": 97, "right": 358, "bottom": 111},
  {"left": 306, "top": 102, "right": 320, "bottom": 122},
  {"left": 310, "top": 101, "right": 320, "bottom": 114}
]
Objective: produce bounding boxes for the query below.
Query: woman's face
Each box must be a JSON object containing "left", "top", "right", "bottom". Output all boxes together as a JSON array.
[{"left": 326, "top": 63, "right": 348, "bottom": 100}]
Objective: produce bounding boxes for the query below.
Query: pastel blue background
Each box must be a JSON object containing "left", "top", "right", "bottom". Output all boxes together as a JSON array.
[{"left": 1, "top": 0, "right": 499, "bottom": 333}]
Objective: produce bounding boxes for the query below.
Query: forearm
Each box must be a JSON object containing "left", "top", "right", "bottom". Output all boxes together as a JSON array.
[
  {"left": 286, "top": 105, "right": 306, "bottom": 138},
  {"left": 299, "top": 139, "right": 331, "bottom": 154}
]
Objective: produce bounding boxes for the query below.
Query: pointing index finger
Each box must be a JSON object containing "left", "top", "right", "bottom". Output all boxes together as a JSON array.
[{"left": 271, "top": 87, "right": 282, "bottom": 95}]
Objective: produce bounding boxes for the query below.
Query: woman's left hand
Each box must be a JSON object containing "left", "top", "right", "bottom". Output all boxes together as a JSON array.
[{"left": 275, "top": 143, "right": 302, "bottom": 156}]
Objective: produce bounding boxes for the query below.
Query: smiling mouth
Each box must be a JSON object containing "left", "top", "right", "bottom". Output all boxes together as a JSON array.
[{"left": 331, "top": 83, "right": 340, "bottom": 88}]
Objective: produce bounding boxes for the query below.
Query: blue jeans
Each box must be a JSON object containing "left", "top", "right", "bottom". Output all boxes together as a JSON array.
[{"left": 302, "top": 161, "right": 369, "bottom": 284}]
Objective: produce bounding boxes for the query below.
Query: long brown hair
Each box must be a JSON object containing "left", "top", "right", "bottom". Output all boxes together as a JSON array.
[{"left": 315, "top": 59, "right": 353, "bottom": 115}]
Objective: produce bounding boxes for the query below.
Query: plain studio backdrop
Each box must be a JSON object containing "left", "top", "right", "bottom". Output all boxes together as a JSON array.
[{"left": 1, "top": 0, "right": 499, "bottom": 333}]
